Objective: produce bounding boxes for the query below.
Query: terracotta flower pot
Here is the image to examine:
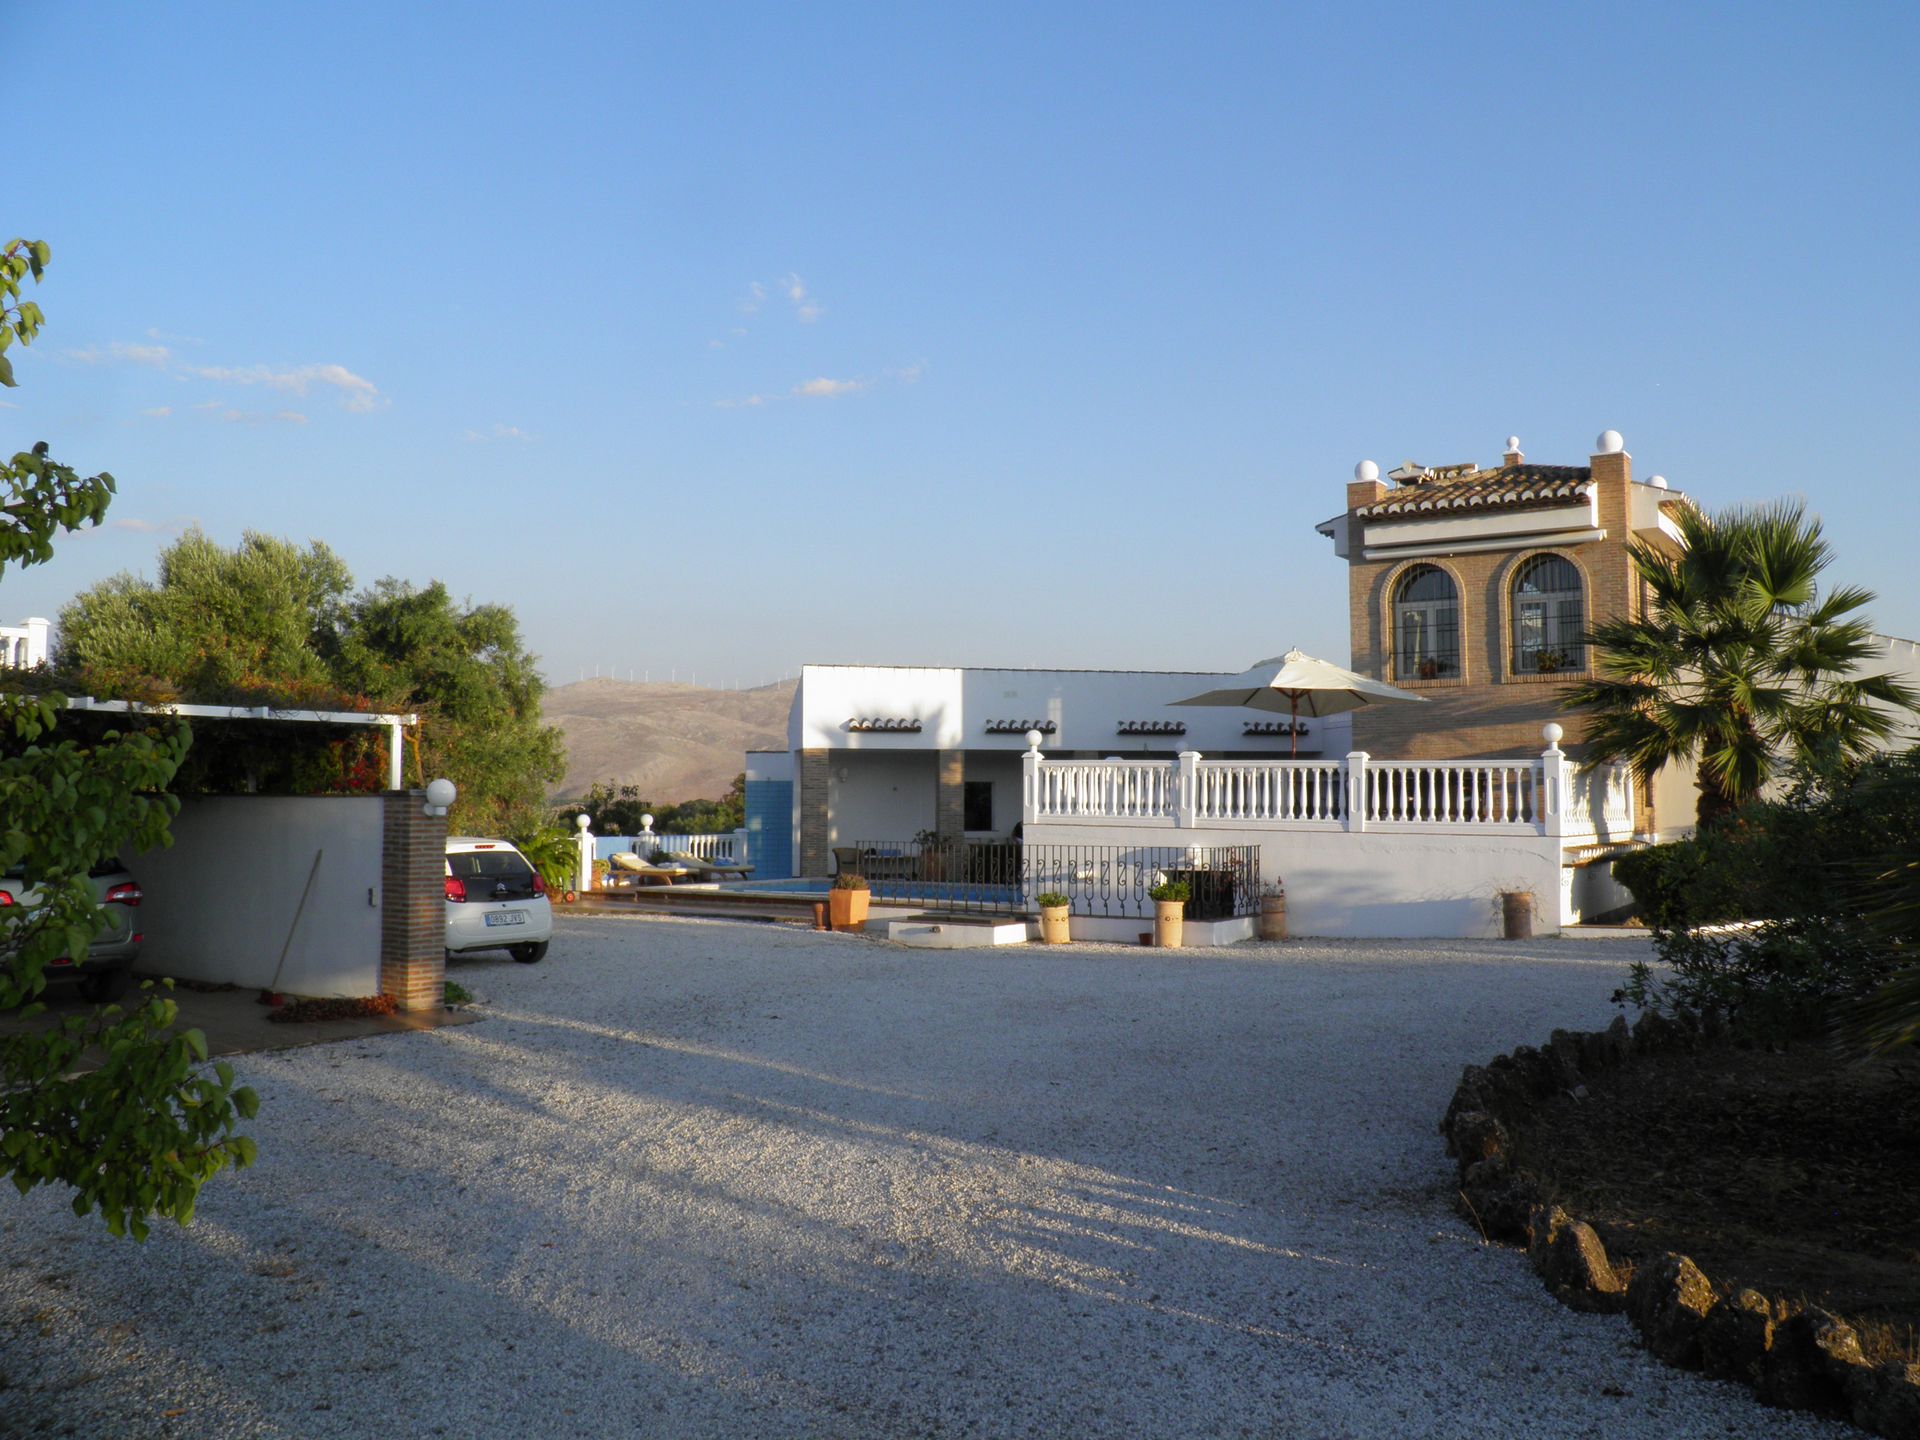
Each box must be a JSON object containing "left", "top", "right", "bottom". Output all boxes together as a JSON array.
[
  {"left": 1038, "top": 905, "right": 1071, "bottom": 944},
  {"left": 828, "top": 887, "right": 870, "bottom": 931},
  {"left": 1153, "top": 899, "right": 1185, "bottom": 948}
]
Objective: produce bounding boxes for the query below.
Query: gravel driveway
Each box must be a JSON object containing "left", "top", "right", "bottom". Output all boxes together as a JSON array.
[{"left": 0, "top": 915, "right": 1850, "bottom": 1439}]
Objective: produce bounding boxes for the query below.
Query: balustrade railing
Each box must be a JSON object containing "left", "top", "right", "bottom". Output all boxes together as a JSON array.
[
  {"left": 1360, "top": 760, "right": 1538, "bottom": 827},
  {"left": 1021, "top": 733, "right": 1606, "bottom": 842},
  {"left": 1029, "top": 758, "right": 1177, "bottom": 823},
  {"left": 1192, "top": 759, "right": 1345, "bottom": 824}
]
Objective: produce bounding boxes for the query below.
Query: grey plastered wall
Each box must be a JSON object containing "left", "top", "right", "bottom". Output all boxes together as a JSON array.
[{"left": 122, "top": 795, "right": 385, "bottom": 996}]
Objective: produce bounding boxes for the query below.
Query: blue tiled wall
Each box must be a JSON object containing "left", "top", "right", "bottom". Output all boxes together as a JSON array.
[{"left": 744, "top": 779, "right": 794, "bottom": 879}]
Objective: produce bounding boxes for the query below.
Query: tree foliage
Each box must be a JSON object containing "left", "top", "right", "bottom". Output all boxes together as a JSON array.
[
  {"left": 1566, "top": 500, "right": 1918, "bottom": 827},
  {"left": 57, "top": 542, "right": 567, "bottom": 834},
  {"left": 2, "top": 238, "right": 257, "bottom": 1236},
  {"left": 571, "top": 773, "right": 745, "bottom": 836}
]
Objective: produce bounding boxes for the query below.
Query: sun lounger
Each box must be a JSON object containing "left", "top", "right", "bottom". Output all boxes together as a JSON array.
[
  {"left": 659, "top": 852, "right": 755, "bottom": 881},
  {"left": 606, "top": 851, "right": 697, "bottom": 886}
]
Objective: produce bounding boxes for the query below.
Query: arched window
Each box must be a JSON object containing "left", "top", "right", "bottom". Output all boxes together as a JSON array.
[
  {"left": 1511, "top": 554, "right": 1585, "bottom": 674},
  {"left": 1392, "top": 565, "right": 1460, "bottom": 679}
]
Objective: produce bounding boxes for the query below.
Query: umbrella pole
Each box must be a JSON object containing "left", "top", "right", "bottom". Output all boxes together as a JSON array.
[{"left": 1290, "top": 695, "right": 1299, "bottom": 758}]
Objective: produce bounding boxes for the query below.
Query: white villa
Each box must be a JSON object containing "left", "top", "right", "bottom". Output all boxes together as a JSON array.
[
  {"left": 1, "top": 616, "right": 50, "bottom": 670},
  {"left": 733, "top": 432, "right": 1920, "bottom": 941}
]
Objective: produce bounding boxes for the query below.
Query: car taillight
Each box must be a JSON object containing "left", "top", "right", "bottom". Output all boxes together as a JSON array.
[
  {"left": 444, "top": 876, "right": 468, "bottom": 903},
  {"left": 531, "top": 873, "right": 547, "bottom": 897},
  {"left": 105, "top": 881, "right": 143, "bottom": 907},
  {"left": 0, "top": 891, "right": 11, "bottom": 907}
]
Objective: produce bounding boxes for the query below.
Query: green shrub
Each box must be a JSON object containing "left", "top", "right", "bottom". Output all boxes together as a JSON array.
[
  {"left": 832, "top": 872, "right": 869, "bottom": 891},
  {"left": 1034, "top": 892, "right": 1070, "bottom": 909},
  {"left": 1148, "top": 879, "right": 1190, "bottom": 904},
  {"left": 1619, "top": 746, "right": 1920, "bottom": 1042}
]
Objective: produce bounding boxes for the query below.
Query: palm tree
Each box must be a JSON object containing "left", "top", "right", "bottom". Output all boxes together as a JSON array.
[{"left": 1566, "top": 500, "right": 1919, "bottom": 828}]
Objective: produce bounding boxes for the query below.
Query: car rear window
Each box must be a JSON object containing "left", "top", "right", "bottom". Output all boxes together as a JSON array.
[{"left": 448, "top": 851, "right": 535, "bottom": 882}]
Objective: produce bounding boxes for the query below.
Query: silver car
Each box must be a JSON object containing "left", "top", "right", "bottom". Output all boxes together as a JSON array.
[{"left": 1, "top": 861, "right": 145, "bottom": 1003}]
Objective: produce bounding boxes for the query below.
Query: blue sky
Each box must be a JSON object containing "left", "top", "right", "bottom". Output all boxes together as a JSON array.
[{"left": 7, "top": 3, "right": 1918, "bottom": 687}]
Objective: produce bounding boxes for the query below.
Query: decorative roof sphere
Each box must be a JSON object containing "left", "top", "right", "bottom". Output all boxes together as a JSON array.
[
  {"left": 1542, "top": 722, "right": 1565, "bottom": 748},
  {"left": 1024, "top": 728, "right": 1044, "bottom": 750},
  {"left": 1505, "top": 435, "right": 1521, "bottom": 451},
  {"left": 1597, "top": 429, "right": 1625, "bottom": 454},
  {"left": 425, "top": 777, "right": 457, "bottom": 810},
  {"left": 1354, "top": 460, "right": 1380, "bottom": 482},
  {"left": 576, "top": 812, "right": 592, "bottom": 829},
  {"left": 1648, "top": 474, "right": 1669, "bottom": 489}
]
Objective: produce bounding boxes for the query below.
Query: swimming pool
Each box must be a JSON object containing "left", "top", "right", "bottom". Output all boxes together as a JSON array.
[{"left": 727, "top": 878, "right": 1024, "bottom": 906}]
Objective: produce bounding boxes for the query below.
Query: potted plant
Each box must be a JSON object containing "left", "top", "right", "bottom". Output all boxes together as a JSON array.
[
  {"left": 828, "top": 871, "right": 870, "bottom": 931},
  {"left": 1148, "top": 878, "right": 1189, "bottom": 948},
  {"left": 1035, "top": 892, "right": 1071, "bottom": 944}
]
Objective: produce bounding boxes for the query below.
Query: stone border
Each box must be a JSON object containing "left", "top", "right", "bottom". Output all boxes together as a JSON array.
[{"left": 1440, "top": 1012, "right": 1920, "bottom": 1439}]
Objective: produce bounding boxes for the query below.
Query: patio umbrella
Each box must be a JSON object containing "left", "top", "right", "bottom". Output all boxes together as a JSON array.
[{"left": 1171, "top": 648, "right": 1427, "bottom": 755}]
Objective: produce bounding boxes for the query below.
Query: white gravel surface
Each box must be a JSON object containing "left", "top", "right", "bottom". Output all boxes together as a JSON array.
[{"left": 0, "top": 914, "right": 1852, "bottom": 1439}]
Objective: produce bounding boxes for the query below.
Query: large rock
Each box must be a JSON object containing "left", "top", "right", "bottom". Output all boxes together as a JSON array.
[
  {"left": 1699, "top": 1288, "right": 1778, "bottom": 1387},
  {"left": 1542, "top": 1220, "right": 1628, "bottom": 1313},
  {"left": 1626, "top": 1253, "right": 1717, "bottom": 1367},
  {"left": 1849, "top": 1361, "right": 1920, "bottom": 1440},
  {"left": 1764, "top": 1308, "right": 1869, "bottom": 1413},
  {"left": 1505, "top": 1044, "right": 1559, "bottom": 1098},
  {"left": 1448, "top": 1110, "right": 1508, "bottom": 1169},
  {"left": 1546, "top": 1029, "right": 1585, "bottom": 1088},
  {"left": 1600, "top": 1013, "right": 1633, "bottom": 1067},
  {"left": 1527, "top": 1204, "right": 1569, "bottom": 1274},
  {"left": 1440, "top": 1065, "right": 1494, "bottom": 1143},
  {"left": 1461, "top": 1160, "right": 1535, "bottom": 1241}
]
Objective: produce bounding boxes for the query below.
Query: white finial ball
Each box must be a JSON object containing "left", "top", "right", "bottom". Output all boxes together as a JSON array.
[
  {"left": 1354, "top": 460, "right": 1379, "bottom": 483},
  {"left": 425, "top": 777, "right": 456, "bottom": 810},
  {"left": 640, "top": 813, "right": 655, "bottom": 832},
  {"left": 1542, "top": 722, "right": 1565, "bottom": 749},
  {"left": 1597, "top": 429, "right": 1625, "bottom": 454},
  {"left": 1505, "top": 435, "right": 1521, "bottom": 451},
  {"left": 1024, "top": 728, "right": 1044, "bottom": 750},
  {"left": 576, "top": 812, "right": 591, "bottom": 830},
  {"left": 1648, "top": 474, "right": 1669, "bottom": 490}
]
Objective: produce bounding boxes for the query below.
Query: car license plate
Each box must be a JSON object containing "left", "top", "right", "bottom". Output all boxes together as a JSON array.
[{"left": 484, "top": 911, "right": 527, "bottom": 927}]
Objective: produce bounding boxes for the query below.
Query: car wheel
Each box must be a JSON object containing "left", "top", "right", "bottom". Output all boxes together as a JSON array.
[
  {"left": 78, "top": 968, "right": 132, "bottom": 1004},
  {"left": 509, "top": 941, "right": 549, "bottom": 964}
]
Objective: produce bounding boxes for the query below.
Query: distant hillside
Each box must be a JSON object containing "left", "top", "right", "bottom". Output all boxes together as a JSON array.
[{"left": 543, "top": 678, "right": 794, "bottom": 805}]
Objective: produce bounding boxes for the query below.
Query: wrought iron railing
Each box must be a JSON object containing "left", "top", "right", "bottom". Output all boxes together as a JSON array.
[{"left": 830, "top": 840, "right": 1260, "bottom": 920}]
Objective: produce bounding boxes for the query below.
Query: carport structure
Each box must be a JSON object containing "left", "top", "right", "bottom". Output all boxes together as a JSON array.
[{"left": 64, "top": 698, "right": 450, "bottom": 1011}]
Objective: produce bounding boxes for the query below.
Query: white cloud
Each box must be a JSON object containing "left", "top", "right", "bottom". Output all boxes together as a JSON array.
[
  {"left": 894, "top": 362, "right": 925, "bottom": 385},
  {"left": 275, "top": 410, "right": 309, "bottom": 425},
  {"left": 185, "top": 362, "right": 380, "bottom": 412},
  {"left": 68, "top": 340, "right": 173, "bottom": 367},
  {"left": 706, "top": 339, "right": 726, "bottom": 351},
  {"left": 0, "top": 399, "right": 17, "bottom": 409},
  {"left": 142, "top": 406, "right": 173, "bottom": 418},
  {"left": 783, "top": 273, "right": 824, "bottom": 323},
  {"left": 463, "top": 423, "right": 534, "bottom": 443},
  {"left": 738, "top": 281, "right": 767, "bottom": 315},
  {"left": 145, "top": 326, "right": 204, "bottom": 345},
  {"left": 713, "top": 394, "right": 772, "bottom": 409},
  {"left": 793, "top": 376, "right": 865, "bottom": 398},
  {"left": 67, "top": 514, "right": 198, "bottom": 542}
]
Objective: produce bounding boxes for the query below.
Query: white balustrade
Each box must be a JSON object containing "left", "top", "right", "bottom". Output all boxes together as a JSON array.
[
  {"left": 1191, "top": 759, "right": 1346, "bottom": 824},
  {"left": 1024, "top": 735, "right": 1591, "bottom": 840},
  {"left": 1361, "top": 760, "right": 1540, "bottom": 828},
  {"left": 633, "top": 830, "right": 741, "bottom": 861},
  {"left": 1028, "top": 758, "right": 1178, "bottom": 823}
]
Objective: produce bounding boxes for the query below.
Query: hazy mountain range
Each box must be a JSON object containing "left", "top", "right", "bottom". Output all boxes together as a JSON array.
[{"left": 542, "top": 678, "right": 795, "bottom": 804}]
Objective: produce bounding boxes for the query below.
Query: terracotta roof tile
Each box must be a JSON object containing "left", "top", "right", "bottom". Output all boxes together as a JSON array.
[{"left": 1356, "top": 464, "right": 1594, "bottom": 518}]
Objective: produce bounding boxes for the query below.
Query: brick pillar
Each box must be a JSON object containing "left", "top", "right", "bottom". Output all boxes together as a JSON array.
[
  {"left": 381, "top": 790, "right": 446, "bottom": 1012},
  {"left": 797, "top": 748, "right": 830, "bottom": 877},
  {"left": 935, "top": 749, "right": 965, "bottom": 840}
]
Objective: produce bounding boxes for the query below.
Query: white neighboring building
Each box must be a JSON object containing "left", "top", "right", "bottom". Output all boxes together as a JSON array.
[
  {"left": 1, "top": 616, "right": 49, "bottom": 670},
  {"left": 773, "top": 663, "right": 1350, "bottom": 877}
]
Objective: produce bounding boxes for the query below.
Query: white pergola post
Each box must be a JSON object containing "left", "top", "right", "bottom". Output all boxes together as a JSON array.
[{"left": 387, "top": 720, "right": 405, "bottom": 791}]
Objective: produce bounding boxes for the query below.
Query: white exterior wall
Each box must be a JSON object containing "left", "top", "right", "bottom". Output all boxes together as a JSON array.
[
  {"left": 829, "top": 751, "right": 937, "bottom": 843},
  {"left": 122, "top": 796, "right": 385, "bottom": 996},
  {"left": 791, "top": 664, "right": 1350, "bottom": 759},
  {"left": 966, "top": 751, "right": 1024, "bottom": 834},
  {"left": 0, "top": 616, "right": 50, "bottom": 669},
  {"left": 1025, "top": 819, "right": 1565, "bottom": 939}
]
